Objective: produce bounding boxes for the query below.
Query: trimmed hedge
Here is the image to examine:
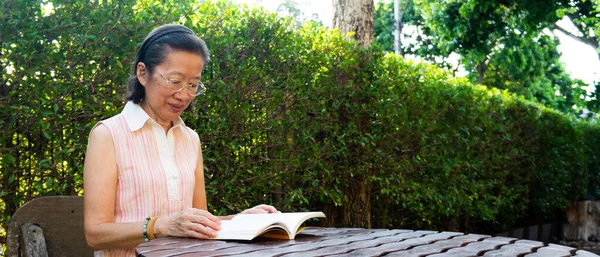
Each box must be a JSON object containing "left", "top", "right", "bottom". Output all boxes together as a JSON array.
[{"left": 1, "top": 0, "right": 599, "bottom": 240}]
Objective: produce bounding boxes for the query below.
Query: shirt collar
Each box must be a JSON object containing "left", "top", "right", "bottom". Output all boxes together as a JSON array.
[{"left": 122, "top": 101, "right": 185, "bottom": 131}]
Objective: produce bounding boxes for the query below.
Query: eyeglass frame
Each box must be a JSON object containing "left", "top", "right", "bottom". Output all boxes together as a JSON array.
[{"left": 155, "top": 71, "right": 207, "bottom": 96}]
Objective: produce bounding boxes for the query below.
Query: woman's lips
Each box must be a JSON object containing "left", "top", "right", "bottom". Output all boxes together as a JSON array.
[{"left": 169, "top": 104, "right": 184, "bottom": 112}]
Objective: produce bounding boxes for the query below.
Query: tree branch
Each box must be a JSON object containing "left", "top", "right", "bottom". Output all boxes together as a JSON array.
[{"left": 551, "top": 23, "right": 599, "bottom": 50}]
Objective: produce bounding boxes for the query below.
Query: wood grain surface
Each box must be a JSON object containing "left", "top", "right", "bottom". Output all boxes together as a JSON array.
[{"left": 136, "top": 227, "right": 600, "bottom": 257}]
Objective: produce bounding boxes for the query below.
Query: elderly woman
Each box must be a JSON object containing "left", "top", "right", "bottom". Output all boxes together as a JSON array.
[{"left": 83, "top": 24, "right": 277, "bottom": 257}]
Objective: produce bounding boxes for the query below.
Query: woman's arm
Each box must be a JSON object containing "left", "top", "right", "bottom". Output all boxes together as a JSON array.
[
  {"left": 83, "top": 124, "right": 146, "bottom": 250},
  {"left": 152, "top": 141, "right": 222, "bottom": 238},
  {"left": 192, "top": 143, "right": 208, "bottom": 210}
]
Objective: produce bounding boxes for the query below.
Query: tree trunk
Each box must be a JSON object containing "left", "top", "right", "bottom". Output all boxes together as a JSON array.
[
  {"left": 333, "top": 0, "right": 375, "bottom": 47},
  {"left": 268, "top": 94, "right": 290, "bottom": 209},
  {"left": 332, "top": 0, "right": 375, "bottom": 228},
  {"left": 342, "top": 180, "right": 371, "bottom": 228},
  {"left": 563, "top": 200, "right": 600, "bottom": 242},
  {"left": 477, "top": 59, "right": 488, "bottom": 85}
]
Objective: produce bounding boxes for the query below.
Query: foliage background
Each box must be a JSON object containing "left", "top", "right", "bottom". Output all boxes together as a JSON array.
[
  {"left": 374, "top": 0, "right": 599, "bottom": 117},
  {"left": 1, "top": 0, "right": 600, "bottom": 248}
]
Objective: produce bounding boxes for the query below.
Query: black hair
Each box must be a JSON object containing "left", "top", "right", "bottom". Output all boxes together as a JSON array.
[{"left": 125, "top": 24, "right": 210, "bottom": 104}]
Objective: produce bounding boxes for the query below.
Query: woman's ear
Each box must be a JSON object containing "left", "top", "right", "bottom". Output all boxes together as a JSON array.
[{"left": 137, "top": 62, "right": 148, "bottom": 86}]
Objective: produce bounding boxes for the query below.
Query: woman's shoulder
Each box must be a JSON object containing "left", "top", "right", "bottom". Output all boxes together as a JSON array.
[
  {"left": 88, "top": 123, "right": 113, "bottom": 145},
  {"left": 95, "top": 113, "right": 131, "bottom": 134},
  {"left": 99, "top": 113, "right": 126, "bottom": 125},
  {"left": 87, "top": 113, "right": 125, "bottom": 138}
]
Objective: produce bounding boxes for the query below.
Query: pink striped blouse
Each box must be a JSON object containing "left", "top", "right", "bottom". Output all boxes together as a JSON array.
[{"left": 94, "top": 101, "right": 199, "bottom": 257}]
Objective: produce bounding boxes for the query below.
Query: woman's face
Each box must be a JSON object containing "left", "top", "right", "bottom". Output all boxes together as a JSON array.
[{"left": 137, "top": 50, "right": 204, "bottom": 129}]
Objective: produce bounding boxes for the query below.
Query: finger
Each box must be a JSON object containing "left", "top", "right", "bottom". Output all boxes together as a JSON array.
[
  {"left": 204, "top": 211, "right": 222, "bottom": 224},
  {"left": 202, "top": 224, "right": 219, "bottom": 238},
  {"left": 257, "top": 204, "right": 278, "bottom": 213},
  {"left": 265, "top": 205, "right": 278, "bottom": 213},
  {"left": 189, "top": 224, "right": 217, "bottom": 239},
  {"left": 190, "top": 215, "right": 221, "bottom": 232},
  {"left": 204, "top": 219, "right": 221, "bottom": 231},
  {"left": 194, "top": 213, "right": 222, "bottom": 231},
  {"left": 252, "top": 209, "right": 269, "bottom": 214},
  {"left": 190, "top": 208, "right": 221, "bottom": 225}
]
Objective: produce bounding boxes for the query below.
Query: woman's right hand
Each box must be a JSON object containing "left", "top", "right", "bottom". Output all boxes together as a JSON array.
[{"left": 156, "top": 208, "right": 221, "bottom": 239}]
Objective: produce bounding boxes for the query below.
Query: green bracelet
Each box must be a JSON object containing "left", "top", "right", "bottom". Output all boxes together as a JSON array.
[{"left": 143, "top": 217, "right": 151, "bottom": 242}]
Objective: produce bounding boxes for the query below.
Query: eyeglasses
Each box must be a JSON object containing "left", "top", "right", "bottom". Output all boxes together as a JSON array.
[{"left": 156, "top": 72, "right": 206, "bottom": 96}]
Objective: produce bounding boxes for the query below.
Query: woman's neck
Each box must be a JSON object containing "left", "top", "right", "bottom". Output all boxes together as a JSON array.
[{"left": 140, "top": 101, "right": 173, "bottom": 133}]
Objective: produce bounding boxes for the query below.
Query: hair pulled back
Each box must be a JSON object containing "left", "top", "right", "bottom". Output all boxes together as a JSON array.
[{"left": 126, "top": 24, "right": 210, "bottom": 104}]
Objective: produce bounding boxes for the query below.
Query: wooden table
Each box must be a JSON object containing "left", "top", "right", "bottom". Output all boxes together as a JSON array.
[{"left": 136, "top": 227, "right": 599, "bottom": 257}]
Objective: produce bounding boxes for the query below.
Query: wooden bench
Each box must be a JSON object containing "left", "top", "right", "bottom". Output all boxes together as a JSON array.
[{"left": 6, "top": 195, "right": 94, "bottom": 257}]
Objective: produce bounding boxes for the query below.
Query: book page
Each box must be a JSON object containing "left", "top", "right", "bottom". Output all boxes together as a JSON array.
[
  {"left": 213, "top": 212, "right": 325, "bottom": 240},
  {"left": 214, "top": 213, "right": 288, "bottom": 240},
  {"left": 270, "top": 212, "right": 325, "bottom": 236}
]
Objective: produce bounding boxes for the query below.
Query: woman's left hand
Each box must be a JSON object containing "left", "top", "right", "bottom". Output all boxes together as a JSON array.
[{"left": 240, "top": 204, "right": 280, "bottom": 214}]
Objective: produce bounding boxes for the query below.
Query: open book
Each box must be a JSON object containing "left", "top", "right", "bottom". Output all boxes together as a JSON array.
[{"left": 213, "top": 211, "right": 325, "bottom": 240}]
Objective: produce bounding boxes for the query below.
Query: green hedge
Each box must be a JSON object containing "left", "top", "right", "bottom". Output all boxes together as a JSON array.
[{"left": 1, "top": 0, "right": 599, "bottom": 240}]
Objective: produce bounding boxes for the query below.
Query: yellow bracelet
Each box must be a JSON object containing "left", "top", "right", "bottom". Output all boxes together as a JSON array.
[{"left": 148, "top": 216, "right": 158, "bottom": 240}]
